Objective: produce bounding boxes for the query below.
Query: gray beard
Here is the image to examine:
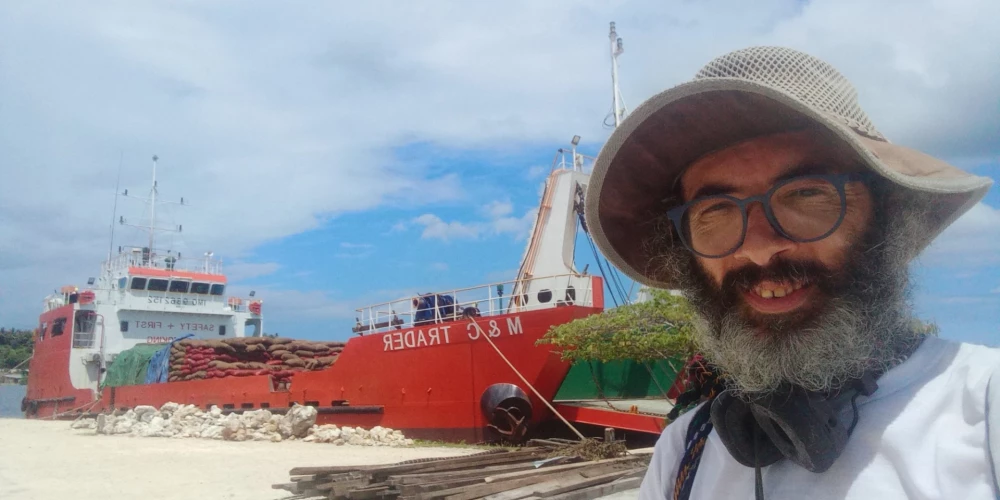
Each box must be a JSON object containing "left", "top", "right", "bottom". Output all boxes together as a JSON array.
[{"left": 651, "top": 198, "right": 930, "bottom": 397}]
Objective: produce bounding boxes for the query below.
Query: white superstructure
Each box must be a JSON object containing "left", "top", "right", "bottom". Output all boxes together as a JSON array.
[{"left": 39, "top": 155, "right": 261, "bottom": 393}]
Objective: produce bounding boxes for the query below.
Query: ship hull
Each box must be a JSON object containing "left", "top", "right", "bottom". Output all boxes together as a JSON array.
[{"left": 25, "top": 306, "right": 599, "bottom": 442}]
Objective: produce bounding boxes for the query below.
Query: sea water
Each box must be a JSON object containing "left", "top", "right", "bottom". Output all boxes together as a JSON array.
[{"left": 0, "top": 385, "right": 26, "bottom": 418}]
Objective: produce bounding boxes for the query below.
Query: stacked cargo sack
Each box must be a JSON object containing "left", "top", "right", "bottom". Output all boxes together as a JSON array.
[{"left": 167, "top": 337, "right": 345, "bottom": 385}]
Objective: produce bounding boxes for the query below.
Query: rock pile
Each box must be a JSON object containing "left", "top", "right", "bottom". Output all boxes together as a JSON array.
[
  {"left": 304, "top": 424, "right": 412, "bottom": 447},
  {"left": 168, "top": 337, "right": 345, "bottom": 385},
  {"left": 81, "top": 402, "right": 412, "bottom": 447}
]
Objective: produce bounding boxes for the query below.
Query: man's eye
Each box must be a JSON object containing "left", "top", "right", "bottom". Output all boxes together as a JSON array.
[
  {"left": 789, "top": 188, "right": 824, "bottom": 197},
  {"left": 703, "top": 202, "right": 729, "bottom": 213},
  {"left": 694, "top": 202, "right": 735, "bottom": 219}
]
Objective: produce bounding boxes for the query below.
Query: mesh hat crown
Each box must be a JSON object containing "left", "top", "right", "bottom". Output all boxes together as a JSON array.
[
  {"left": 585, "top": 46, "right": 992, "bottom": 289},
  {"left": 694, "top": 46, "right": 884, "bottom": 141}
]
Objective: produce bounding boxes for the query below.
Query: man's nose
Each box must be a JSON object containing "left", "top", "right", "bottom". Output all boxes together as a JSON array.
[{"left": 732, "top": 203, "right": 796, "bottom": 266}]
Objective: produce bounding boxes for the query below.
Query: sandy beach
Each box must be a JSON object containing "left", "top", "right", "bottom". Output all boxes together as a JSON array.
[{"left": 0, "top": 419, "right": 481, "bottom": 500}]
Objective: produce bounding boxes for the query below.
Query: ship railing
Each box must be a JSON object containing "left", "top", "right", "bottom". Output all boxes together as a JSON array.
[
  {"left": 226, "top": 296, "right": 261, "bottom": 313},
  {"left": 105, "top": 248, "right": 224, "bottom": 276},
  {"left": 352, "top": 274, "right": 601, "bottom": 335}
]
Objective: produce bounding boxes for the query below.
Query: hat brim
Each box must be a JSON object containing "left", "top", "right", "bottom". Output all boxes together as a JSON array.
[{"left": 586, "top": 78, "right": 993, "bottom": 289}]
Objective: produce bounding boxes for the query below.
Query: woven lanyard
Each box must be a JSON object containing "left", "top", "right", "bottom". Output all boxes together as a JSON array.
[{"left": 673, "top": 400, "right": 715, "bottom": 500}]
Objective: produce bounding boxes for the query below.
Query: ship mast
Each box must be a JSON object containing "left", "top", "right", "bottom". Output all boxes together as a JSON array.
[
  {"left": 609, "top": 22, "right": 627, "bottom": 128},
  {"left": 149, "top": 154, "right": 158, "bottom": 252},
  {"left": 118, "top": 154, "right": 184, "bottom": 258}
]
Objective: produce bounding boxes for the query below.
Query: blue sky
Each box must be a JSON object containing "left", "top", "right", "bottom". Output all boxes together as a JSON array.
[{"left": 1, "top": 1, "right": 997, "bottom": 346}]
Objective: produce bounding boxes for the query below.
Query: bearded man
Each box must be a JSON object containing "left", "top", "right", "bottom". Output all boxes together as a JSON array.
[{"left": 585, "top": 46, "right": 999, "bottom": 499}]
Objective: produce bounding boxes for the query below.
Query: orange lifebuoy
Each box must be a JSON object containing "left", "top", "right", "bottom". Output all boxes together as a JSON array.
[{"left": 79, "top": 290, "right": 96, "bottom": 305}]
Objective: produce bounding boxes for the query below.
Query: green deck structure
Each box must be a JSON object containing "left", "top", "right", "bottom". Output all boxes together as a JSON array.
[{"left": 553, "top": 358, "right": 683, "bottom": 401}]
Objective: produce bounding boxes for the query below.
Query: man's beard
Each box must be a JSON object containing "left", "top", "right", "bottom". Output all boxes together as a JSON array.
[{"left": 652, "top": 204, "right": 927, "bottom": 397}]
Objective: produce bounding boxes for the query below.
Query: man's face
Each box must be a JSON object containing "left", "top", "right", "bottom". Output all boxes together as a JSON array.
[
  {"left": 679, "top": 130, "right": 874, "bottom": 334},
  {"left": 665, "top": 129, "right": 919, "bottom": 395}
]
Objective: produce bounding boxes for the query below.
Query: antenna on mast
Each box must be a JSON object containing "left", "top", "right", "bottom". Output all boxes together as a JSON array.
[
  {"left": 118, "top": 154, "right": 185, "bottom": 256},
  {"left": 108, "top": 151, "right": 124, "bottom": 262},
  {"left": 608, "top": 22, "right": 628, "bottom": 128},
  {"left": 149, "top": 154, "right": 158, "bottom": 252}
]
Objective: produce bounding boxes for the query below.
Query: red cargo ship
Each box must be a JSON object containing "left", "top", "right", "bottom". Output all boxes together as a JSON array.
[
  {"left": 23, "top": 143, "right": 616, "bottom": 442},
  {"left": 23, "top": 23, "right": 681, "bottom": 442}
]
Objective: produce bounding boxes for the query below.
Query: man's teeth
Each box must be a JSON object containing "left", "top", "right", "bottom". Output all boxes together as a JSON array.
[{"left": 753, "top": 282, "right": 805, "bottom": 299}]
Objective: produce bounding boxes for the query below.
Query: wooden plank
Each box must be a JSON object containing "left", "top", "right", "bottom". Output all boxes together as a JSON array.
[
  {"left": 481, "top": 467, "right": 643, "bottom": 500},
  {"left": 346, "top": 485, "right": 390, "bottom": 499},
  {"left": 389, "top": 462, "right": 540, "bottom": 486},
  {"left": 526, "top": 439, "right": 571, "bottom": 448},
  {"left": 397, "top": 476, "right": 487, "bottom": 496},
  {"left": 291, "top": 448, "right": 518, "bottom": 476},
  {"left": 291, "top": 465, "right": 375, "bottom": 476},
  {"left": 326, "top": 477, "right": 374, "bottom": 497},
  {"left": 371, "top": 450, "right": 548, "bottom": 481},
  {"left": 537, "top": 468, "right": 645, "bottom": 497},
  {"left": 429, "top": 474, "right": 556, "bottom": 500},
  {"left": 546, "top": 439, "right": 579, "bottom": 445},
  {"left": 273, "top": 482, "right": 298, "bottom": 491},
  {"left": 543, "top": 476, "right": 642, "bottom": 500},
  {"left": 483, "top": 456, "right": 641, "bottom": 483}
]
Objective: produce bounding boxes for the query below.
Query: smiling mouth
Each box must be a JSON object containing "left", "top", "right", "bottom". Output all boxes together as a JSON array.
[{"left": 741, "top": 279, "right": 812, "bottom": 314}]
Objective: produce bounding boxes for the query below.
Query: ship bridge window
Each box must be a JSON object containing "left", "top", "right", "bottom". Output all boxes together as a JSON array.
[
  {"left": 73, "top": 311, "right": 97, "bottom": 348},
  {"left": 244, "top": 319, "right": 261, "bottom": 337},
  {"left": 191, "top": 282, "right": 210, "bottom": 294},
  {"left": 210, "top": 284, "right": 225, "bottom": 296},
  {"left": 130, "top": 277, "right": 147, "bottom": 290},
  {"left": 118, "top": 277, "right": 127, "bottom": 290},
  {"left": 169, "top": 280, "right": 190, "bottom": 293},
  {"left": 51, "top": 317, "right": 67, "bottom": 336},
  {"left": 147, "top": 279, "right": 169, "bottom": 292}
]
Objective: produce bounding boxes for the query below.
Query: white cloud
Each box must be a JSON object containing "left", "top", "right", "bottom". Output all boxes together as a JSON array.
[
  {"left": 1, "top": 0, "right": 998, "bottom": 326},
  {"left": 491, "top": 209, "right": 538, "bottom": 241},
  {"left": 387, "top": 221, "right": 409, "bottom": 234},
  {"left": 526, "top": 165, "right": 548, "bottom": 180},
  {"left": 413, "top": 214, "right": 481, "bottom": 241},
  {"left": 484, "top": 200, "right": 514, "bottom": 218},
  {"left": 922, "top": 202, "right": 1000, "bottom": 267},
  {"left": 415, "top": 202, "right": 537, "bottom": 242}
]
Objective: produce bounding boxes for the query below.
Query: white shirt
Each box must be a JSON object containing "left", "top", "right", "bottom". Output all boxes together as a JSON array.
[{"left": 638, "top": 336, "right": 1000, "bottom": 499}]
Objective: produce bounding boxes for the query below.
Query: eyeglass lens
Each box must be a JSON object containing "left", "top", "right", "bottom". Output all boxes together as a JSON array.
[{"left": 681, "top": 177, "right": 844, "bottom": 257}]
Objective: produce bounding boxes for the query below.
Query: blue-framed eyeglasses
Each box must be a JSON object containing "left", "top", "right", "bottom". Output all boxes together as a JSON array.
[{"left": 666, "top": 172, "right": 870, "bottom": 258}]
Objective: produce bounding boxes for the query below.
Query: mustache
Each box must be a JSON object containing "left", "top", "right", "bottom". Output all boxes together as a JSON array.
[{"left": 721, "top": 257, "right": 838, "bottom": 294}]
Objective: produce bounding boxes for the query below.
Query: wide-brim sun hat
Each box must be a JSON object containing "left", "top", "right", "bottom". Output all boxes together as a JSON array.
[{"left": 586, "top": 46, "right": 993, "bottom": 289}]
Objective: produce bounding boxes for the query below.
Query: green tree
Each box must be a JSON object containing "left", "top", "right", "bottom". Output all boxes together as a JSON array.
[
  {"left": 536, "top": 289, "right": 697, "bottom": 363},
  {"left": 0, "top": 328, "right": 35, "bottom": 370}
]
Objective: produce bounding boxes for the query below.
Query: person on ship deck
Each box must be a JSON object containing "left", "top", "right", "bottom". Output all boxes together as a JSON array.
[{"left": 586, "top": 46, "right": 999, "bottom": 499}]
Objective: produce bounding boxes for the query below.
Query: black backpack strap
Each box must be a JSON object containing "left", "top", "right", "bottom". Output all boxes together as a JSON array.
[{"left": 673, "top": 400, "right": 715, "bottom": 500}]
